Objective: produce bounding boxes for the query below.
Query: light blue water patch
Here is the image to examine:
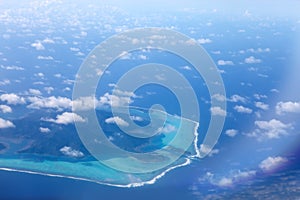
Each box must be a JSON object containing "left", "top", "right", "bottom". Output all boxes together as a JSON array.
[{"left": 0, "top": 107, "right": 199, "bottom": 187}]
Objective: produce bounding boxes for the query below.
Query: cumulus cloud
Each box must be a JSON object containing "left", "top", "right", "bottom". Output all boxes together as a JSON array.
[
  {"left": 199, "top": 144, "right": 219, "bottom": 157},
  {"left": 202, "top": 170, "right": 256, "bottom": 188},
  {"left": 60, "top": 146, "right": 84, "bottom": 158},
  {"left": 212, "top": 94, "right": 227, "bottom": 102},
  {"left": 44, "top": 112, "right": 85, "bottom": 125},
  {"left": 229, "top": 94, "right": 247, "bottom": 103},
  {"left": 210, "top": 106, "right": 226, "bottom": 116},
  {"left": 259, "top": 156, "right": 287, "bottom": 171},
  {"left": 247, "top": 48, "right": 270, "bottom": 53},
  {"left": 99, "top": 89, "right": 136, "bottom": 107},
  {"left": 105, "top": 116, "right": 129, "bottom": 127},
  {"left": 39, "top": 127, "right": 50, "bottom": 133},
  {"left": 180, "top": 65, "right": 192, "bottom": 70},
  {"left": 198, "top": 38, "right": 212, "bottom": 44},
  {"left": 225, "top": 129, "right": 238, "bottom": 137},
  {"left": 0, "top": 118, "right": 15, "bottom": 128},
  {"left": 37, "top": 56, "right": 54, "bottom": 60},
  {"left": 0, "top": 93, "right": 26, "bottom": 105},
  {"left": 0, "top": 105, "right": 12, "bottom": 113},
  {"left": 31, "top": 41, "right": 45, "bottom": 50},
  {"left": 27, "top": 96, "right": 72, "bottom": 110},
  {"left": 0, "top": 65, "right": 24, "bottom": 71},
  {"left": 247, "top": 119, "right": 292, "bottom": 140},
  {"left": 217, "top": 177, "right": 233, "bottom": 187},
  {"left": 255, "top": 102, "right": 269, "bottom": 110},
  {"left": 276, "top": 101, "right": 300, "bottom": 114},
  {"left": 28, "top": 89, "right": 42, "bottom": 96},
  {"left": 157, "top": 124, "right": 177, "bottom": 134},
  {"left": 234, "top": 105, "right": 253, "bottom": 114},
  {"left": 244, "top": 56, "right": 262, "bottom": 64},
  {"left": 72, "top": 96, "right": 97, "bottom": 111},
  {"left": 217, "top": 60, "right": 234, "bottom": 66}
]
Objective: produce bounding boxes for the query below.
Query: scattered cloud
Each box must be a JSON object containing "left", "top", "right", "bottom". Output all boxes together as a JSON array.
[
  {"left": 0, "top": 105, "right": 12, "bottom": 113},
  {"left": 130, "top": 115, "right": 143, "bottom": 122},
  {"left": 28, "top": 89, "right": 42, "bottom": 96},
  {"left": 60, "top": 146, "right": 84, "bottom": 158},
  {"left": 31, "top": 41, "right": 45, "bottom": 50},
  {"left": 43, "top": 112, "right": 85, "bottom": 125},
  {"left": 212, "top": 94, "right": 227, "bottom": 102},
  {"left": 39, "top": 127, "right": 50, "bottom": 133},
  {"left": 244, "top": 56, "right": 262, "bottom": 64},
  {"left": 99, "top": 90, "right": 136, "bottom": 107},
  {"left": 210, "top": 106, "right": 226, "bottom": 116},
  {"left": 105, "top": 116, "right": 129, "bottom": 127},
  {"left": 72, "top": 96, "right": 97, "bottom": 111},
  {"left": 0, "top": 65, "right": 24, "bottom": 71},
  {"left": 37, "top": 56, "right": 54, "bottom": 60},
  {"left": 247, "top": 48, "right": 270, "bottom": 53},
  {"left": 181, "top": 65, "right": 192, "bottom": 70},
  {"left": 0, "top": 118, "right": 15, "bottom": 128},
  {"left": 229, "top": 94, "right": 247, "bottom": 103},
  {"left": 199, "top": 144, "right": 219, "bottom": 157},
  {"left": 198, "top": 38, "right": 212, "bottom": 44},
  {"left": 255, "top": 102, "right": 269, "bottom": 110},
  {"left": 234, "top": 105, "right": 252, "bottom": 114},
  {"left": 0, "top": 93, "right": 26, "bottom": 105},
  {"left": 217, "top": 60, "right": 234, "bottom": 66},
  {"left": 276, "top": 101, "right": 300, "bottom": 114},
  {"left": 27, "top": 96, "right": 72, "bottom": 110},
  {"left": 225, "top": 129, "right": 238, "bottom": 137},
  {"left": 246, "top": 119, "right": 292, "bottom": 140},
  {"left": 259, "top": 156, "right": 288, "bottom": 172}
]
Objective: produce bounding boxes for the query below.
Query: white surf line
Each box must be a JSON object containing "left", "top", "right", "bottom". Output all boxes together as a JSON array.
[{"left": 0, "top": 158, "right": 191, "bottom": 188}]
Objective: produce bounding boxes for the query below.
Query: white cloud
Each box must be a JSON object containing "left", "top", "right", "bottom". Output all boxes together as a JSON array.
[
  {"left": 247, "top": 48, "right": 270, "bottom": 53},
  {"left": 0, "top": 79, "right": 10, "bottom": 86},
  {"left": 259, "top": 156, "right": 287, "bottom": 171},
  {"left": 60, "top": 146, "right": 84, "bottom": 158},
  {"left": 105, "top": 116, "right": 129, "bottom": 127},
  {"left": 198, "top": 38, "right": 212, "bottom": 44},
  {"left": 28, "top": 89, "right": 42, "bottom": 96},
  {"left": 234, "top": 105, "right": 253, "bottom": 114},
  {"left": 210, "top": 106, "right": 226, "bottom": 116},
  {"left": 42, "top": 38, "right": 55, "bottom": 44},
  {"left": 247, "top": 119, "right": 292, "bottom": 140},
  {"left": 44, "top": 87, "right": 54, "bottom": 94},
  {"left": 217, "top": 177, "right": 233, "bottom": 187},
  {"left": 0, "top": 118, "right": 15, "bottom": 128},
  {"left": 202, "top": 170, "right": 256, "bottom": 188},
  {"left": 217, "top": 60, "right": 234, "bottom": 66},
  {"left": 229, "top": 94, "right": 247, "bottom": 103},
  {"left": 181, "top": 65, "right": 192, "bottom": 70},
  {"left": 39, "top": 127, "right": 50, "bottom": 133},
  {"left": 72, "top": 96, "right": 97, "bottom": 111},
  {"left": 44, "top": 112, "right": 85, "bottom": 125},
  {"left": 0, "top": 65, "right": 24, "bottom": 71},
  {"left": 225, "top": 129, "right": 238, "bottom": 137},
  {"left": 130, "top": 115, "right": 143, "bottom": 122},
  {"left": 27, "top": 96, "right": 72, "bottom": 110},
  {"left": 255, "top": 101, "right": 269, "bottom": 110},
  {"left": 99, "top": 90, "right": 136, "bottom": 107},
  {"left": 157, "top": 124, "right": 177, "bottom": 134},
  {"left": 212, "top": 94, "right": 226, "bottom": 102},
  {"left": 0, "top": 105, "right": 12, "bottom": 113},
  {"left": 199, "top": 144, "right": 219, "bottom": 157},
  {"left": 31, "top": 41, "right": 45, "bottom": 50},
  {"left": 276, "top": 101, "right": 300, "bottom": 114},
  {"left": 37, "top": 56, "right": 53, "bottom": 60},
  {"left": 0, "top": 93, "right": 26, "bottom": 105},
  {"left": 244, "top": 56, "right": 262, "bottom": 64}
]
